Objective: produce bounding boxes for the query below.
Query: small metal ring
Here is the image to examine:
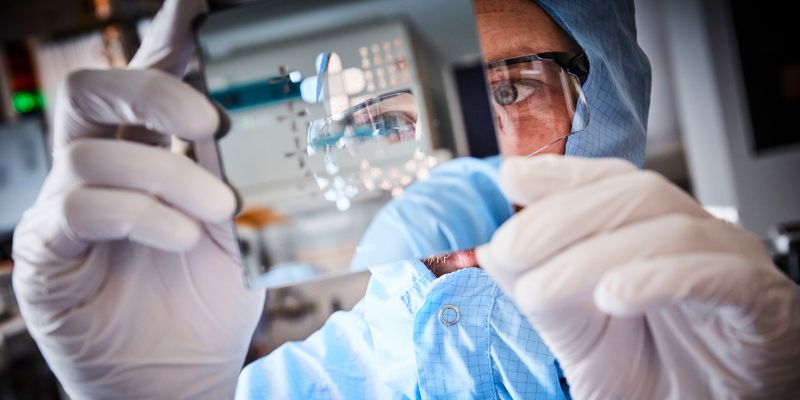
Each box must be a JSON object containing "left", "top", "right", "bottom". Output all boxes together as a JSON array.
[{"left": 438, "top": 304, "right": 460, "bottom": 326}]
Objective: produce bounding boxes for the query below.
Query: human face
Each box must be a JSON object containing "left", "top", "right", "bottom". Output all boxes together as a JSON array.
[{"left": 474, "top": 0, "right": 580, "bottom": 156}]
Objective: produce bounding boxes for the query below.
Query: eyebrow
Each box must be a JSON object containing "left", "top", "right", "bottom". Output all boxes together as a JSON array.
[{"left": 485, "top": 45, "right": 555, "bottom": 64}]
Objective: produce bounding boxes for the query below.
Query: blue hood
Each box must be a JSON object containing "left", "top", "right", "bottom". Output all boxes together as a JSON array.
[{"left": 536, "top": 0, "right": 652, "bottom": 167}]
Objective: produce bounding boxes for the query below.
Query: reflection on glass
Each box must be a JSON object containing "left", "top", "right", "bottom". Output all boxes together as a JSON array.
[
  {"left": 307, "top": 89, "right": 417, "bottom": 153},
  {"left": 197, "top": 16, "right": 445, "bottom": 288},
  {"left": 307, "top": 89, "right": 437, "bottom": 211}
]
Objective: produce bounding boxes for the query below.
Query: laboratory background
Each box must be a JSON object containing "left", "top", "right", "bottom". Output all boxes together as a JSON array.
[{"left": 0, "top": 0, "right": 798, "bottom": 397}]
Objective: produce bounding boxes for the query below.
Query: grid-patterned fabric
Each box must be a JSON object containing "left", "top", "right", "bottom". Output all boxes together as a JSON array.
[
  {"left": 237, "top": 257, "right": 568, "bottom": 400},
  {"left": 237, "top": 158, "right": 569, "bottom": 399},
  {"left": 414, "top": 267, "right": 567, "bottom": 400}
]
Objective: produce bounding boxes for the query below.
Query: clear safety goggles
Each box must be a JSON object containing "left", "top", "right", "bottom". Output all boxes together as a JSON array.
[{"left": 486, "top": 52, "right": 590, "bottom": 156}]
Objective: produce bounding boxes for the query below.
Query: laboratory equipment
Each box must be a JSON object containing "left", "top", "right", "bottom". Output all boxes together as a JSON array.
[
  {"left": 0, "top": 119, "right": 48, "bottom": 241},
  {"left": 449, "top": 61, "right": 499, "bottom": 158},
  {"left": 193, "top": 0, "right": 480, "bottom": 288},
  {"left": 209, "top": 70, "right": 303, "bottom": 111}
]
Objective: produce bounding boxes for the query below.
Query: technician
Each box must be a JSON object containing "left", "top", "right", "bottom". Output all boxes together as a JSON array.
[{"left": 11, "top": 0, "right": 799, "bottom": 398}]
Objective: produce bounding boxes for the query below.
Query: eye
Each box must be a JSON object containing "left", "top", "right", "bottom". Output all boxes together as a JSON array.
[
  {"left": 375, "top": 111, "right": 416, "bottom": 136},
  {"left": 491, "top": 81, "right": 538, "bottom": 106}
]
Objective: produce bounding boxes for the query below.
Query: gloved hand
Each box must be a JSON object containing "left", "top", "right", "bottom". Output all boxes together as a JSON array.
[
  {"left": 477, "top": 155, "right": 800, "bottom": 399},
  {"left": 11, "top": 0, "right": 265, "bottom": 398}
]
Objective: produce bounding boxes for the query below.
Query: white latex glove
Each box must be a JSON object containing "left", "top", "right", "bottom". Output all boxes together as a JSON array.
[
  {"left": 476, "top": 155, "right": 800, "bottom": 399},
  {"left": 11, "top": 0, "right": 265, "bottom": 398}
]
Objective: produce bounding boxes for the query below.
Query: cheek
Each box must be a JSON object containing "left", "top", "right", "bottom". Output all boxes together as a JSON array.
[
  {"left": 496, "top": 133, "right": 519, "bottom": 156},
  {"left": 495, "top": 105, "right": 572, "bottom": 156}
]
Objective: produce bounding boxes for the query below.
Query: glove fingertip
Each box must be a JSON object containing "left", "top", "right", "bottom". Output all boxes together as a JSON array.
[
  {"left": 477, "top": 244, "right": 514, "bottom": 291},
  {"left": 211, "top": 100, "right": 232, "bottom": 141},
  {"left": 134, "top": 214, "right": 202, "bottom": 252},
  {"left": 476, "top": 241, "right": 524, "bottom": 278},
  {"left": 205, "top": 183, "right": 239, "bottom": 223},
  {"left": 475, "top": 244, "right": 494, "bottom": 270},
  {"left": 498, "top": 156, "right": 559, "bottom": 206},
  {"left": 128, "top": 0, "right": 208, "bottom": 76}
]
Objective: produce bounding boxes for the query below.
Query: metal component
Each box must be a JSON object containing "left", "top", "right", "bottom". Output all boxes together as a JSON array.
[{"left": 438, "top": 304, "right": 460, "bottom": 326}]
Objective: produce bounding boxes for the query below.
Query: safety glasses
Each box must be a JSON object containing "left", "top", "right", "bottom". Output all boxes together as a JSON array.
[{"left": 486, "top": 52, "right": 590, "bottom": 156}]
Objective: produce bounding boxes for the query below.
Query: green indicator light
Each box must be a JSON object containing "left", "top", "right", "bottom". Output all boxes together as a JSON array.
[{"left": 12, "top": 91, "right": 42, "bottom": 113}]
